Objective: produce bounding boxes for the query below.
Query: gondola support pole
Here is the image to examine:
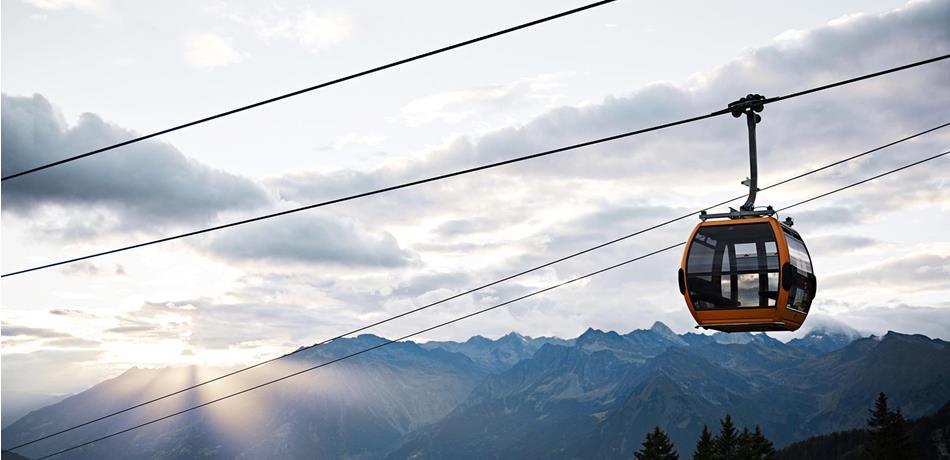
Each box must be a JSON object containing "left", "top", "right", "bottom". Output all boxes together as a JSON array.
[{"left": 729, "top": 94, "right": 766, "bottom": 212}]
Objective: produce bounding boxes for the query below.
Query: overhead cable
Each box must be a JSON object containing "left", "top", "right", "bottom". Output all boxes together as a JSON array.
[
  {"left": 0, "top": 110, "right": 725, "bottom": 278},
  {"left": 0, "top": 0, "right": 617, "bottom": 182}
]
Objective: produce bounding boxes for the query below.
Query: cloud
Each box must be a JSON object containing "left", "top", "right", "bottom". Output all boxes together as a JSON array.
[
  {"left": 269, "top": 0, "right": 950, "bottom": 234},
  {"left": 45, "top": 337, "right": 101, "bottom": 348},
  {"left": 24, "top": 0, "right": 105, "bottom": 13},
  {"left": 400, "top": 74, "right": 571, "bottom": 125},
  {"left": 49, "top": 308, "right": 98, "bottom": 318},
  {"left": 103, "top": 314, "right": 186, "bottom": 340},
  {"left": 104, "top": 325, "right": 165, "bottom": 334},
  {"left": 294, "top": 9, "right": 353, "bottom": 49},
  {"left": 805, "top": 234, "right": 881, "bottom": 255},
  {"left": 1, "top": 95, "right": 419, "bottom": 268},
  {"left": 227, "top": 6, "right": 354, "bottom": 51},
  {"left": 321, "top": 133, "right": 387, "bottom": 152},
  {"left": 114, "top": 299, "right": 341, "bottom": 350},
  {"left": 391, "top": 271, "right": 472, "bottom": 298},
  {"left": 791, "top": 206, "right": 869, "bottom": 230},
  {"left": 203, "top": 213, "right": 417, "bottom": 267},
  {"left": 1, "top": 94, "right": 272, "bottom": 234},
  {"left": 183, "top": 32, "right": 245, "bottom": 68},
  {"left": 834, "top": 305, "right": 950, "bottom": 340},
  {"left": 823, "top": 252, "right": 950, "bottom": 292},
  {"left": 1, "top": 324, "right": 71, "bottom": 338},
  {"left": 58, "top": 261, "right": 126, "bottom": 276}
]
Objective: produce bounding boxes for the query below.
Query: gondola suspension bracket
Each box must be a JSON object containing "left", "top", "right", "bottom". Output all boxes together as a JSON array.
[
  {"left": 701, "top": 94, "right": 772, "bottom": 221},
  {"left": 730, "top": 93, "right": 765, "bottom": 212}
]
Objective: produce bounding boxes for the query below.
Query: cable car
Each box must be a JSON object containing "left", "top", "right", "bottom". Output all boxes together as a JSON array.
[{"left": 676, "top": 95, "right": 816, "bottom": 332}]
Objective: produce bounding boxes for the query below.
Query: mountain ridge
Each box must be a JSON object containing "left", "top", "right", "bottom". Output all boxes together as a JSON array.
[{"left": 5, "top": 322, "right": 947, "bottom": 459}]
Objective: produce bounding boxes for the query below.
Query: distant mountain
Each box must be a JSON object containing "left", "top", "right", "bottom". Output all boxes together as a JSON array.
[
  {"left": 787, "top": 322, "right": 863, "bottom": 355},
  {"left": 4, "top": 324, "right": 949, "bottom": 460},
  {"left": 421, "top": 332, "right": 573, "bottom": 372},
  {"left": 1, "top": 391, "right": 66, "bottom": 429},
  {"left": 390, "top": 328, "right": 659, "bottom": 459},
  {"left": 394, "top": 330, "right": 950, "bottom": 459}
]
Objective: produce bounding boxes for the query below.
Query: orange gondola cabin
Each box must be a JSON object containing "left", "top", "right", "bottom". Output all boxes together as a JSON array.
[
  {"left": 676, "top": 94, "right": 817, "bottom": 332},
  {"left": 677, "top": 216, "right": 816, "bottom": 332}
]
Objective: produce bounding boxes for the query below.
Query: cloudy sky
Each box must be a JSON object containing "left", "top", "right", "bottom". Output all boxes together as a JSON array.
[{"left": 2, "top": 0, "right": 949, "bottom": 399}]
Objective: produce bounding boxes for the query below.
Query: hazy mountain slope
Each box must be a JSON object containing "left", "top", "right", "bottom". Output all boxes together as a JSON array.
[
  {"left": 1, "top": 391, "right": 66, "bottom": 429},
  {"left": 2, "top": 335, "right": 488, "bottom": 460}
]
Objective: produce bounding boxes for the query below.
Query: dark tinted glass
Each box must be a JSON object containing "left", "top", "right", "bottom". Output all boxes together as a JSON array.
[
  {"left": 783, "top": 228, "right": 816, "bottom": 314},
  {"left": 686, "top": 222, "right": 779, "bottom": 310}
]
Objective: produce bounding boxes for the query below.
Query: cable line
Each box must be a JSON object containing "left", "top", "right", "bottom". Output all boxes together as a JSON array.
[
  {"left": 3, "top": 51, "right": 948, "bottom": 184},
  {"left": 0, "top": 111, "right": 724, "bottom": 278},
  {"left": 777, "top": 150, "right": 950, "bottom": 212},
  {"left": 0, "top": 0, "right": 617, "bottom": 182},
  {"left": 6, "top": 121, "right": 949, "bottom": 454},
  {"left": 26, "top": 148, "right": 950, "bottom": 460},
  {"left": 5, "top": 57, "right": 949, "bottom": 278},
  {"left": 761, "top": 53, "right": 950, "bottom": 106}
]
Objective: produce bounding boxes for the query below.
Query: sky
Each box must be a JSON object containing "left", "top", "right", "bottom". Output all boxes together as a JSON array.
[{"left": 2, "top": 0, "right": 949, "bottom": 400}]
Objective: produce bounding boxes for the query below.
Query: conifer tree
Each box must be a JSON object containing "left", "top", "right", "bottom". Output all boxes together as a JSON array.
[
  {"left": 867, "top": 392, "right": 914, "bottom": 460},
  {"left": 737, "top": 427, "right": 754, "bottom": 459},
  {"left": 692, "top": 425, "right": 715, "bottom": 460},
  {"left": 713, "top": 415, "right": 740, "bottom": 459},
  {"left": 735, "top": 425, "right": 776, "bottom": 460},
  {"left": 634, "top": 426, "right": 679, "bottom": 460},
  {"left": 749, "top": 425, "right": 776, "bottom": 459}
]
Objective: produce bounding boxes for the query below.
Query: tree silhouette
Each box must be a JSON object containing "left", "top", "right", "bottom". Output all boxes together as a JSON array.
[
  {"left": 693, "top": 425, "right": 715, "bottom": 460},
  {"left": 713, "top": 415, "right": 740, "bottom": 459},
  {"left": 737, "top": 425, "right": 776, "bottom": 460},
  {"left": 634, "top": 426, "right": 679, "bottom": 460},
  {"left": 698, "top": 416, "right": 776, "bottom": 460},
  {"left": 737, "top": 427, "right": 753, "bottom": 459},
  {"left": 867, "top": 392, "right": 914, "bottom": 460},
  {"left": 749, "top": 426, "right": 776, "bottom": 459}
]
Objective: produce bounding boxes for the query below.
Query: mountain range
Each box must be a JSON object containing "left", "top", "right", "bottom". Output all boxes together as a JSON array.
[{"left": 3, "top": 322, "right": 949, "bottom": 459}]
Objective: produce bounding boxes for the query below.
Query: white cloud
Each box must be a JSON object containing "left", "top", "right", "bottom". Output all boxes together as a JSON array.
[
  {"left": 227, "top": 6, "right": 354, "bottom": 51},
  {"left": 835, "top": 305, "right": 950, "bottom": 340},
  {"left": 294, "top": 9, "right": 353, "bottom": 49},
  {"left": 24, "top": 0, "right": 105, "bottom": 12},
  {"left": 1, "top": 93, "right": 272, "bottom": 233},
  {"left": 400, "top": 74, "right": 571, "bottom": 126},
  {"left": 323, "top": 132, "right": 388, "bottom": 152},
  {"left": 823, "top": 251, "right": 950, "bottom": 293},
  {"left": 183, "top": 32, "right": 245, "bottom": 69}
]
